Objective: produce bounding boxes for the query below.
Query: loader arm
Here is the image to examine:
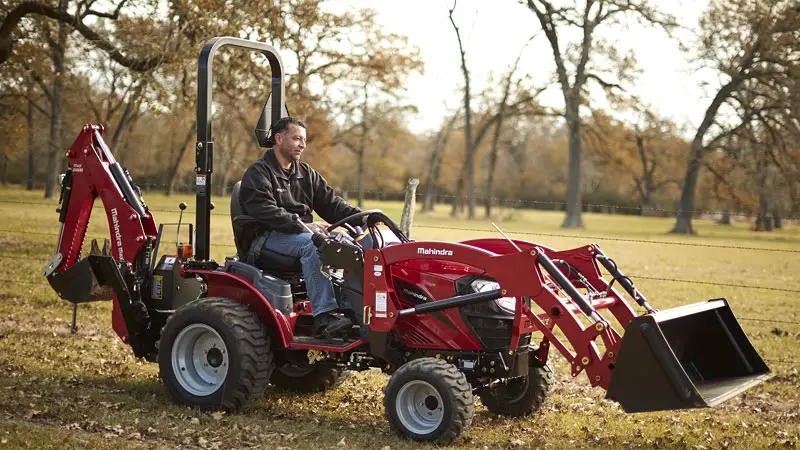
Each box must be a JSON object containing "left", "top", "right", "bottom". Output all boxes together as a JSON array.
[{"left": 43, "top": 124, "right": 158, "bottom": 352}]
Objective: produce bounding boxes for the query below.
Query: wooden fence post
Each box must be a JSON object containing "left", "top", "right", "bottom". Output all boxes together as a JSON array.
[{"left": 400, "top": 178, "right": 420, "bottom": 238}]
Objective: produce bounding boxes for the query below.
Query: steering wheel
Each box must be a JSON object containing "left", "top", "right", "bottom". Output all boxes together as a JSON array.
[{"left": 326, "top": 209, "right": 383, "bottom": 233}]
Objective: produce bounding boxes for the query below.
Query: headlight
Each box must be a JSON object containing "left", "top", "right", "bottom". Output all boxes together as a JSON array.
[{"left": 470, "top": 279, "right": 516, "bottom": 314}]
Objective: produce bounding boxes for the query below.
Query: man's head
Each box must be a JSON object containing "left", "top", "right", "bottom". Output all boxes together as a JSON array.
[{"left": 271, "top": 117, "right": 307, "bottom": 168}]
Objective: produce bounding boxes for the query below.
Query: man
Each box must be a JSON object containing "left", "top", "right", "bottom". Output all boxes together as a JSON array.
[{"left": 239, "top": 117, "right": 357, "bottom": 337}]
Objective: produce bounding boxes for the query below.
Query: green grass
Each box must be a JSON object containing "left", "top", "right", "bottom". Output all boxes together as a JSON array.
[{"left": 0, "top": 185, "right": 798, "bottom": 449}]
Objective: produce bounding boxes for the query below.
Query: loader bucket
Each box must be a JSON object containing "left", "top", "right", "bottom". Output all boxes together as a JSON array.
[
  {"left": 47, "top": 255, "right": 115, "bottom": 304},
  {"left": 606, "top": 299, "right": 771, "bottom": 413}
]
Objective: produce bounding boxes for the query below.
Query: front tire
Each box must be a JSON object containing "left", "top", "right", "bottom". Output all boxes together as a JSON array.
[
  {"left": 384, "top": 358, "right": 474, "bottom": 444},
  {"left": 479, "top": 363, "right": 554, "bottom": 417},
  {"left": 158, "top": 297, "right": 274, "bottom": 411}
]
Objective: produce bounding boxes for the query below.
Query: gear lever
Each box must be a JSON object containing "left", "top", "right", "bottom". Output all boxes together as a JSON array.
[{"left": 293, "top": 214, "right": 327, "bottom": 247}]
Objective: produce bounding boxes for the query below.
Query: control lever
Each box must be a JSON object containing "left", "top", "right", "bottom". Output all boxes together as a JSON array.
[{"left": 293, "top": 214, "right": 327, "bottom": 247}]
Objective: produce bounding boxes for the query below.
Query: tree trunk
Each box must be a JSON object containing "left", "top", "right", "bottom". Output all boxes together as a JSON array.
[
  {"left": 561, "top": 105, "right": 583, "bottom": 228},
  {"left": 165, "top": 120, "right": 197, "bottom": 196},
  {"left": 422, "top": 148, "right": 441, "bottom": 212},
  {"left": 451, "top": 175, "right": 465, "bottom": 217},
  {"left": 773, "top": 210, "right": 781, "bottom": 229},
  {"left": 356, "top": 84, "right": 369, "bottom": 208},
  {"left": 44, "top": 1, "right": 68, "bottom": 199},
  {"left": 485, "top": 121, "right": 503, "bottom": 218},
  {"left": 719, "top": 208, "right": 731, "bottom": 225},
  {"left": 356, "top": 147, "right": 365, "bottom": 207},
  {"left": 26, "top": 76, "right": 35, "bottom": 190},
  {"left": 0, "top": 141, "right": 7, "bottom": 185},
  {"left": 671, "top": 144, "right": 703, "bottom": 234}
]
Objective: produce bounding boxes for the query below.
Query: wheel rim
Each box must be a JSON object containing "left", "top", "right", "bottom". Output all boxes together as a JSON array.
[
  {"left": 395, "top": 380, "right": 444, "bottom": 435},
  {"left": 171, "top": 323, "right": 229, "bottom": 396}
]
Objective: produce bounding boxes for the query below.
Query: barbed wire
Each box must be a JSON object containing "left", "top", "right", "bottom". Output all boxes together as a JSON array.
[
  {"left": 1, "top": 200, "right": 798, "bottom": 254},
  {"left": 628, "top": 275, "right": 800, "bottom": 293},
  {"left": 1, "top": 191, "right": 795, "bottom": 221},
  {"left": 414, "top": 225, "right": 800, "bottom": 254}
]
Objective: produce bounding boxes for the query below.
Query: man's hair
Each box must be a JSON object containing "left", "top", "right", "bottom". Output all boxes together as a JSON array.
[{"left": 267, "top": 117, "right": 306, "bottom": 147}]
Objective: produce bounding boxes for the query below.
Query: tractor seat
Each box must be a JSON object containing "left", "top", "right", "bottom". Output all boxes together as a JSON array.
[
  {"left": 255, "top": 248, "right": 303, "bottom": 272},
  {"left": 230, "top": 181, "right": 302, "bottom": 273}
]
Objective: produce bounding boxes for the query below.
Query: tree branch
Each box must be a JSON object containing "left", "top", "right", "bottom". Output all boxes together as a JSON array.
[{"left": 0, "top": 1, "right": 167, "bottom": 71}]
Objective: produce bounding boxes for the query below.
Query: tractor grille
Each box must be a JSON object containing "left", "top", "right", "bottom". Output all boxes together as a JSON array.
[{"left": 460, "top": 307, "right": 531, "bottom": 350}]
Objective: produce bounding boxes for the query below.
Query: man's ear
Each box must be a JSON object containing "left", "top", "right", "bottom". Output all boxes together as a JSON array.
[{"left": 272, "top": 132, "right": 281, "bottom": 147}]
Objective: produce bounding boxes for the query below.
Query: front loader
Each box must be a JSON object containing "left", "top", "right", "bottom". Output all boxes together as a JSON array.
[{"left": 42, "top": 36, "right": 771, "bottom": 445}]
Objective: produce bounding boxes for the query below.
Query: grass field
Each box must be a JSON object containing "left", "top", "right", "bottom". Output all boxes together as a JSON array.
[{"left": 0, "top": 185, "right": 798, "bottom": 449}]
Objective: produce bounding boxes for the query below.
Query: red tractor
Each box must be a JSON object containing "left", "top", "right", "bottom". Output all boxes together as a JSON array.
[{"left": 43, "top": 37, "right": 771, "bottom": 444}]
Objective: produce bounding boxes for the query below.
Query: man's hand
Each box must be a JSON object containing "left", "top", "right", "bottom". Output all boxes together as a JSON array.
[{"left": 306, "top": 222, "right": 329, "bottom": 235}]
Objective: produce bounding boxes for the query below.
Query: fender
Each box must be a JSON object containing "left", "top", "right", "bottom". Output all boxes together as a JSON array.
[{"left": 191, "top": 269, "right": 293, "bottom": 348}]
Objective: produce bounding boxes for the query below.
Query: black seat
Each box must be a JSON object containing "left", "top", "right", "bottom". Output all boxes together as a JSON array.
[{"left": 230, "top": 181, "right": 303, "bottom": 273}]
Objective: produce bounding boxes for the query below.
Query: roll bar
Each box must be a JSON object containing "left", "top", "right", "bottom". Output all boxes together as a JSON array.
[{"left": 195, "top": 37, "right": 286, "bottom": 261}]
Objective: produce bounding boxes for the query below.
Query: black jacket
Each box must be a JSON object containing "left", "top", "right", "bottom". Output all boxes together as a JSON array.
[{"left": 238, "top": 149, "right": 359, "bottom": 234}]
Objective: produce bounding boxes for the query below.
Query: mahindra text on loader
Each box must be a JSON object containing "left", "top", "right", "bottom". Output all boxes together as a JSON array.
[{"left": 42, "top": 37, "right": 771, "bottom": 444}]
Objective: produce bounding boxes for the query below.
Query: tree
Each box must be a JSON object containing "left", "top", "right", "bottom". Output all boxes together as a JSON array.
[
  {"left": 0, "top": 1, "right": 167, "bottom": 71},
  {"left": 522, "top": 0, "right": 675, "bottom": 227},
  {"left": 448, "top": 0, "right": 477, "bottom": 218},
  {"left": 421, "top": 110, "right": 460, "bottom": 213},
  {"left": 671, "top": 0, "right": 799, "bottom": 233},
  {"left": 584, "top": 108, "right": 684, "bottom": 211}
]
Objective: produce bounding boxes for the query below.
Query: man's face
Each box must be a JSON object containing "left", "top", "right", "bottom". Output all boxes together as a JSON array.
[{"left": 275, "top": 124, "right": 307, "bottom": 163}]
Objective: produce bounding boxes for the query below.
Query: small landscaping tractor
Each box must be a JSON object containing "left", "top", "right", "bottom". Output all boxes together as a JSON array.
[{"left": 42, "top": 37, "right": 771, "bottom": 444}]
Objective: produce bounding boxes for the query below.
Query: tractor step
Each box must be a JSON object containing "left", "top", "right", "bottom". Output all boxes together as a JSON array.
[{"left": 288, "top": 336, "right": 368, "bottom": 352}]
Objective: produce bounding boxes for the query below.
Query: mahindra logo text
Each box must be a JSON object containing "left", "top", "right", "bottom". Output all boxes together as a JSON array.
[
  {"left": 417, "top": 248, "right": 453, "bottom": 256},
  {"left": 111, "top": 208, "right": 124, "bottom": 259}
]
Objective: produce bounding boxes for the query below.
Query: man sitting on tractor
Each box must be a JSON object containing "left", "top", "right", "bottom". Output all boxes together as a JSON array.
[{"left": 238, "top": 117, "right": 357, "bottom": 338}]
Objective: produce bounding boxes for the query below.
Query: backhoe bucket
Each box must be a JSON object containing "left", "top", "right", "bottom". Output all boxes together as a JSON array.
[
  {"left": 47, "top": 255, "right": 115, "bottom": 304},
  {"left": 607, "top": 299, "right": 770, "bottom": 413}
]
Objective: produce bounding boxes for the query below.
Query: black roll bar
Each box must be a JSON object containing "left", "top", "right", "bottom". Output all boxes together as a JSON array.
[{"left": 195, "top": 37, "right": 286, "bottom": 261}]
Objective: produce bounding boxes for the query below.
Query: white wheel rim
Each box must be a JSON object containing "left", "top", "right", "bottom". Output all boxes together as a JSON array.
[
  {"left": 395, "top": 380, "right": 444, "bottom": 435},
  {"left": 171, "top": 323, "right": 229, "bottom": 396}
]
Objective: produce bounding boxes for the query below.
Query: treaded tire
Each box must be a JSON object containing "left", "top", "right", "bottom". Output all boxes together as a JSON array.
[
  {"left": 384, "top": 357, "right": 474, "bottom": 444},
  {"left": 270, "top": 358, "right": 349, "bottom": 393},
  {"left": 158, "top": 297, "right": 274, "bottom": 411},
  {"left": 479, "top": 364, "right": 554, "bottom": 417}
]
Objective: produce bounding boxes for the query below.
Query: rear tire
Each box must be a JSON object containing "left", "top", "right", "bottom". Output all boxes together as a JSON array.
[
  {"left": 270, "top": 352, "right": 348, "bottom": 393},
  {"left": 158, "top": 297, "right": 274, "bottom": 411},
  {"left": 479, "top": 363, "right": 554, "bottom": 417},
  {"left": 384, "top": 358, "right": 474, "bottom": 444}
]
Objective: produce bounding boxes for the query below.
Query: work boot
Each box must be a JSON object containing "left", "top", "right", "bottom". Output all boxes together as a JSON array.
[{"left": 314, "top": 312, "right": 353, "bottom": 339}]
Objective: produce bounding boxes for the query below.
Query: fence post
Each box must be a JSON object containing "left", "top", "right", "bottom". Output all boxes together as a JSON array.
[{"left": 400, "top": 178, "right": 420, "bottom": 238}]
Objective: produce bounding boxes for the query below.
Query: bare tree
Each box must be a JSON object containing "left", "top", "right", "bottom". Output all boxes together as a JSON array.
[
  {"left": 672, "top": 0, "right": 799, "bottom": 233},
  {"left": 523, "top": 0, "right": 675, "bottom": 227},
  {"left": 422, "top": 110, "right": 460, "bottom": 213},
  {"left": 448, "top": 0, "right": 477, "bottom": 218}
]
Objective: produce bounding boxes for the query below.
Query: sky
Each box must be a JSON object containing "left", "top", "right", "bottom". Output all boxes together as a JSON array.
[{"left": 326, "top": 0, "right": 715, "bottom": 136}]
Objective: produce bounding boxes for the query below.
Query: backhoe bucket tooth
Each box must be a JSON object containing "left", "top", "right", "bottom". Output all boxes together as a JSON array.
[
  {"left": 606, "top": 299, "right": 771, "bottom": 413},
  {"left": 47, "top": 255, "right": 115, "bottom": 303}
]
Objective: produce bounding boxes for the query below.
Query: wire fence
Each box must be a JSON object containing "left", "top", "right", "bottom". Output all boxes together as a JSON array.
[
  {"left": 1, "top": 199, "right": 799, "bottom": 255},
  {"left": 1, "top": 190, "right": 797, "bottom": 221},
  {"left": 1, "top": 195, "right": 799, "bottom": 367}
]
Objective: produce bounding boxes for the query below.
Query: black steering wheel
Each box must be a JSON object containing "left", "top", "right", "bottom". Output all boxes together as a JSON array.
[{"left": 326, "top": 209, "right": 383, "bottom": 233}]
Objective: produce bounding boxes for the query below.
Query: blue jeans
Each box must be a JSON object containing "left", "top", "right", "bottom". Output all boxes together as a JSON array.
[{"left": 262, "top": 231, "right": 338, "bottom": 317}]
